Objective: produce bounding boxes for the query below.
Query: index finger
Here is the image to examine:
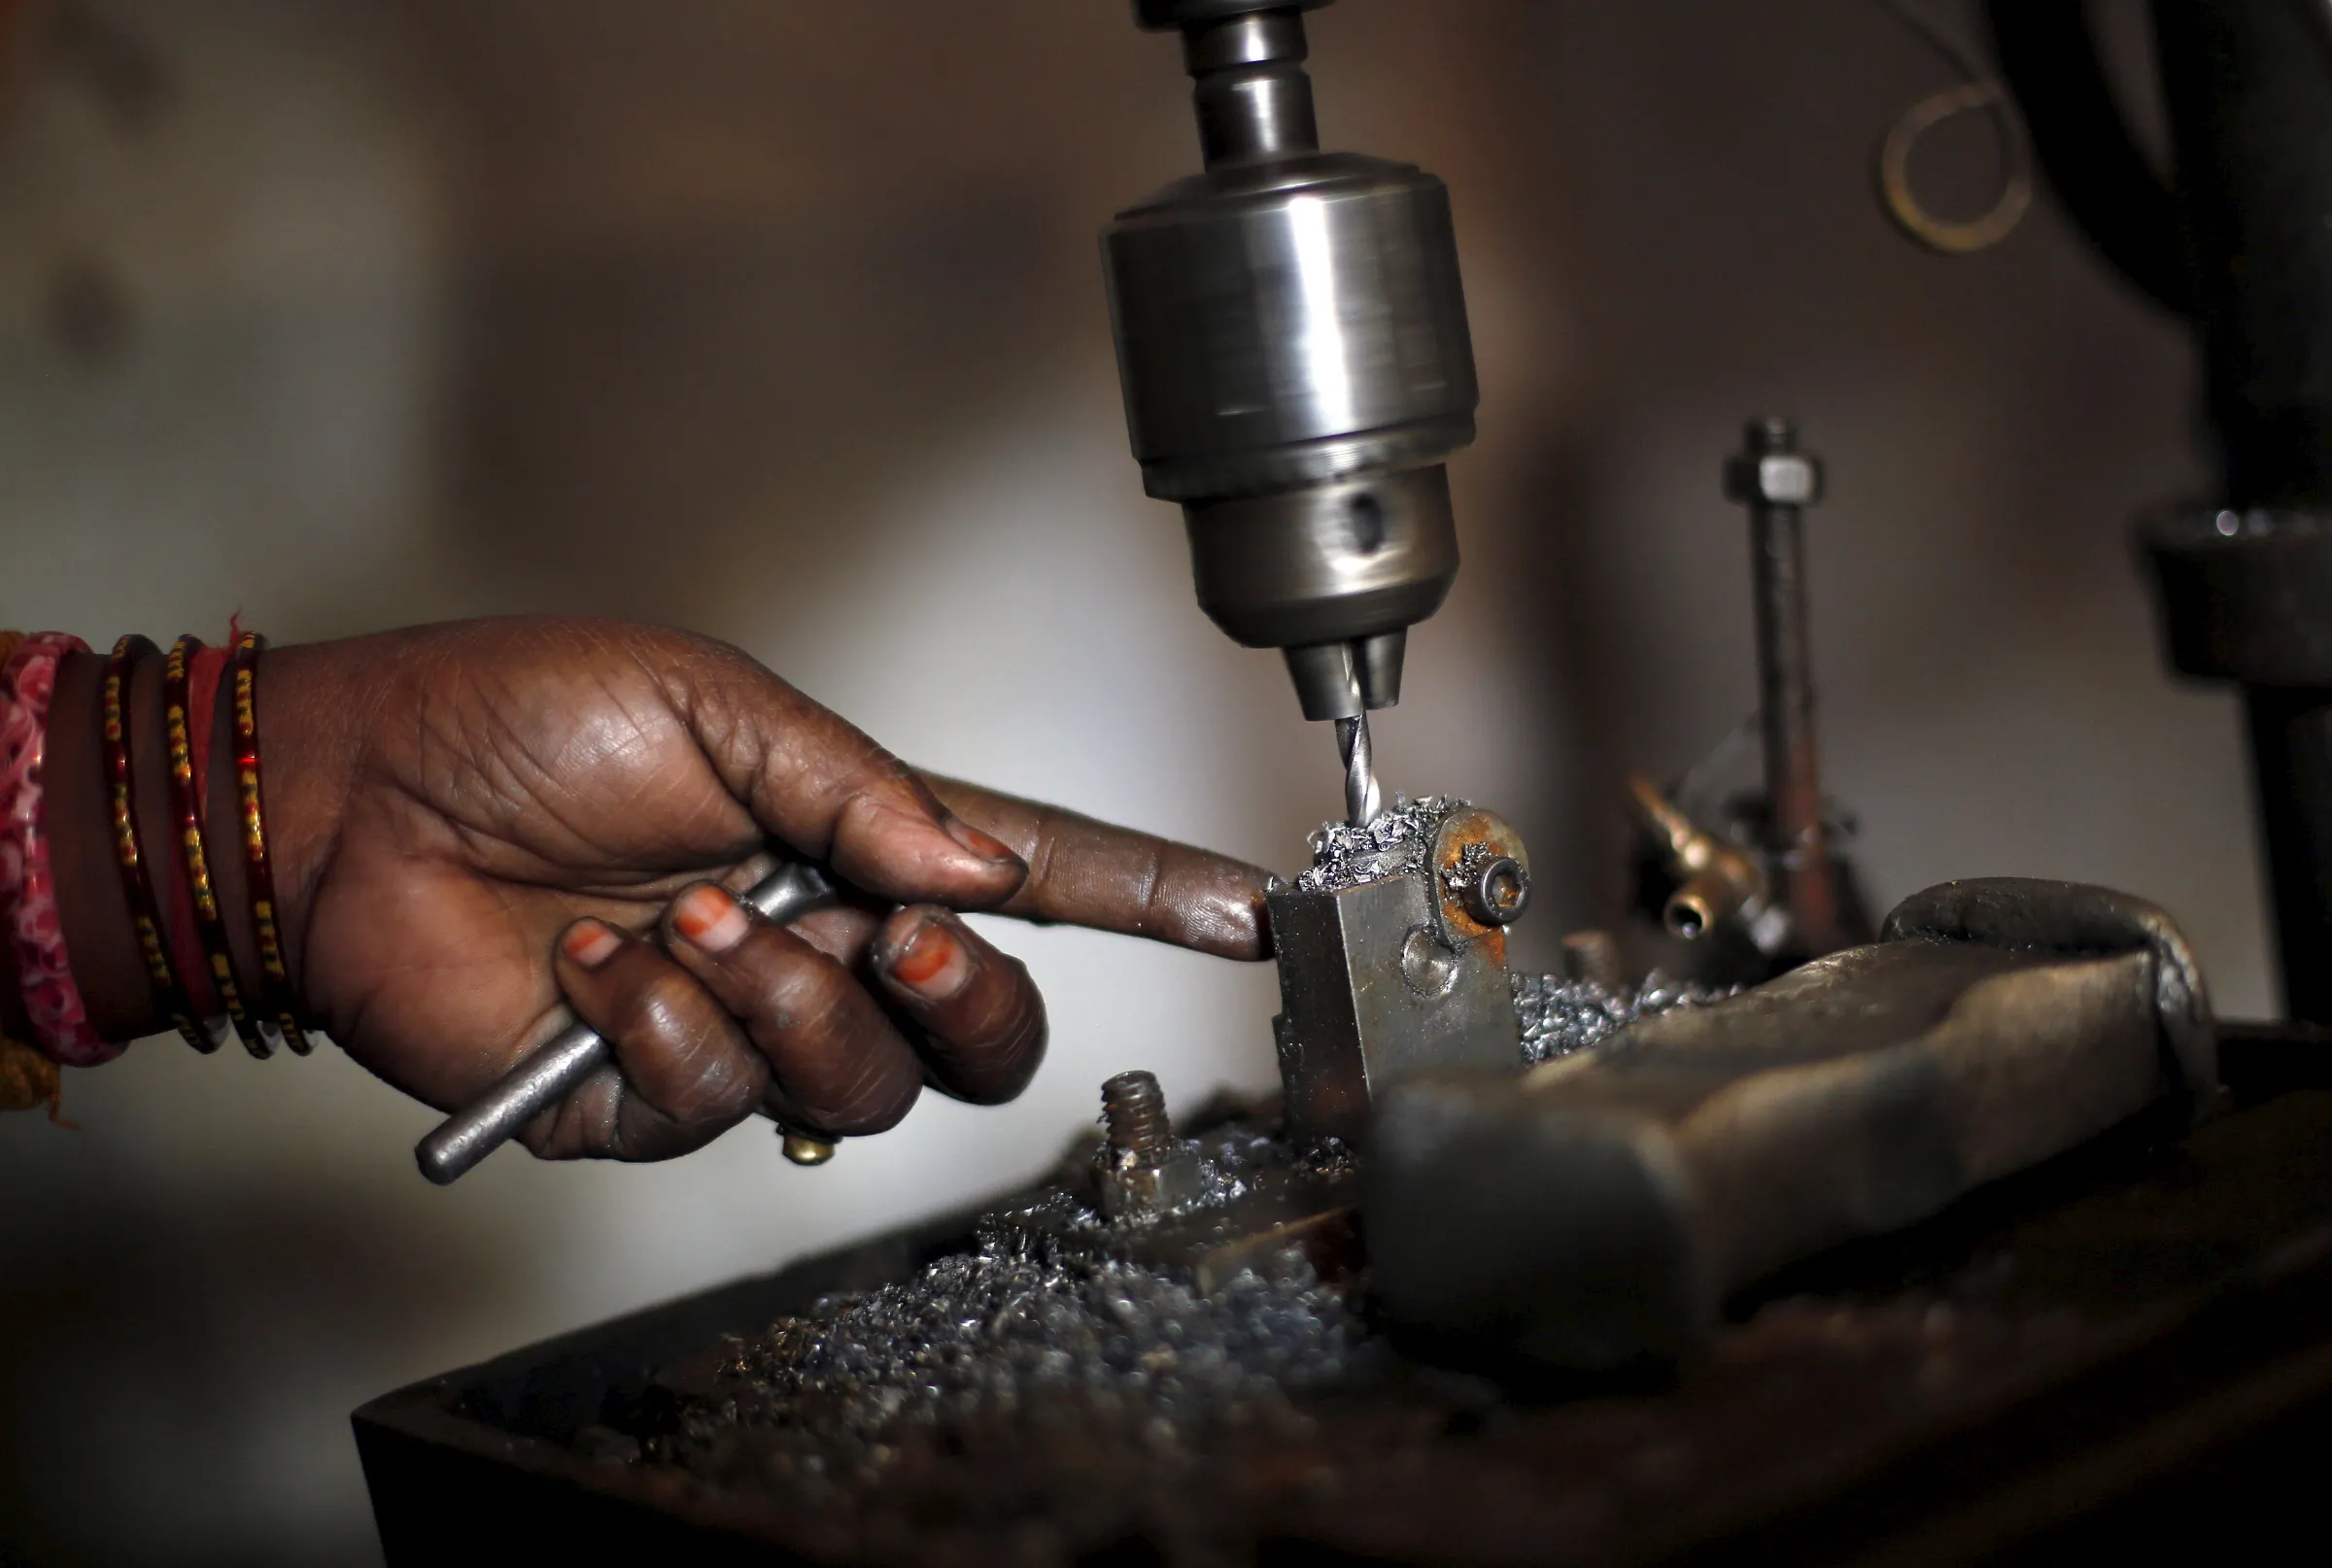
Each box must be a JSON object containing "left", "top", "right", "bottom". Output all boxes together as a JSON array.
[{"left": 919, "top": 774, "right": 1273, "bottom": 961}]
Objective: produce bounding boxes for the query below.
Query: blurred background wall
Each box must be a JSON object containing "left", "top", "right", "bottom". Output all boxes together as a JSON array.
[{"left": 0, "top": 1, "right": 2248, "bottom": 1561}]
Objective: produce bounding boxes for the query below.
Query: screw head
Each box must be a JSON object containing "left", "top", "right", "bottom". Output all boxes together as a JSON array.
[{"left": 1463, "top": 855, "right": 1530, "bottom": 926}]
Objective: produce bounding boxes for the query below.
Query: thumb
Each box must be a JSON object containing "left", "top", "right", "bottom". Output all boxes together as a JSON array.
[{"left": 684, "top": 651, "right": 1028, "bottom": 908}]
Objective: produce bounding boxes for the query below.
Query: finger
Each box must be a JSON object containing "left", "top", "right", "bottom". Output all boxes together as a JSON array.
[
  {"left": 683, "top": 654, "right": 1028, "bottom": 909},
  {"left": 549, "top": 917, "right": 769, "bottom": 1159},
  {"left": 664, "top": 883, "right": 925, "bottom": 1135},
  {"left": 920, "top": 774, "right": 1274, "bottom": 960},
  {"left": 869, "top": 905, "right": 1048, "bottom": 1106}
]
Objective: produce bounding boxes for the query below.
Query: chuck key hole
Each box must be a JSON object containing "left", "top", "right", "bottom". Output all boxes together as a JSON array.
[{"left": 1346, "top": 493, "right": 1388, "bottom": 555}]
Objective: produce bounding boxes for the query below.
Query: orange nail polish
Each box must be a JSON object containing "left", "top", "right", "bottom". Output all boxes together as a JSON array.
[
  {"left": 888, "top": 917, "right": 969, "bottom": 999},
  {"left": 673, "top": 884, "right": 751, "bottom": 953},
  {"left": 562, "top": 919, "right": 622, "bottom": 970}
]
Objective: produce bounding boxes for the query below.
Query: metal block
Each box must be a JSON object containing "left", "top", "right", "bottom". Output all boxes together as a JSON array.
[{"left": 1269, "top": 801, "right": 1526, "bottom": 1142}]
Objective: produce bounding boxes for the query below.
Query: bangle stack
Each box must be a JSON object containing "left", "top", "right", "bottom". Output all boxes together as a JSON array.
[{"left": 0, "top": 626, "right": 306, "bottom": 1074}]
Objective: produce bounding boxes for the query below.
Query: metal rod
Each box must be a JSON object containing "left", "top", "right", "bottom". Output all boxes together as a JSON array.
[
  {"left": 1735, "top": 417, "right": 1841, "bottom": 956},
  {"left": 414, "top": 863, "right": 838, "bottom": 1185}
]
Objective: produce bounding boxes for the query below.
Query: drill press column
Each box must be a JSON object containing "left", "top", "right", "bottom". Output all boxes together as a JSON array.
[{"left": 1103, "top": 0, "right": 1480, "bottom": 748}]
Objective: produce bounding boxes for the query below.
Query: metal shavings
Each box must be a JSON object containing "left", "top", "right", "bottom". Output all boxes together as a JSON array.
[
  {"left": 1441, "top": 839, "right": 1500, "bottom": 903},
  {"left": 649, "top": 1119, "right": 1379, "bottom": 1561},
  {"left": 715, "top": 1224, "right": 1366, "bottom": 1440},
  {"left": 1295, "top": 795, "right": 1457, "bottom": 893},
  {"left": 658, "top": 1218, "right": 1375, "bottom": 1559},
  {"left": 1514, "top": 969, "right": 1737, "bottom": 1064}
]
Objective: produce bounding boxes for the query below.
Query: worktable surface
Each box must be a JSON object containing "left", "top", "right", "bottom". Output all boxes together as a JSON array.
[{"left": 356, "top": 1062, "right": 2332, "bottom": 1566}]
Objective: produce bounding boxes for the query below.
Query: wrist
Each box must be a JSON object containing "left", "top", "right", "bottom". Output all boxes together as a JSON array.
[{"left": 246, "top": 637, "right": 377, "bottom": 1016}]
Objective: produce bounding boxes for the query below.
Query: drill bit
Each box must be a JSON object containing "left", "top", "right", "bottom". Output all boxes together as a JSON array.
[{"left": 1335, "top": 713, "right": 1384, "bottom": 828}]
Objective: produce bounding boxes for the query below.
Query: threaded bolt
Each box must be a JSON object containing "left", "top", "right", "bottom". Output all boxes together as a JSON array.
[{"left": 1100, "top": 1071, "right": 1173, "bottom": 1163}]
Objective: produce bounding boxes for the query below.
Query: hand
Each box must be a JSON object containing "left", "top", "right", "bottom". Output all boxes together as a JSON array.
[{"left": 253, "top": 618, "right": 1271, "bottom": 1161}]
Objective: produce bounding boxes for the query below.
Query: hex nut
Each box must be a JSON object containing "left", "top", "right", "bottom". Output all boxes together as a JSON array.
[
  {"left": 1097, "top": 1144, "right": 1207, "bottom": 1220},
  {"left": 1724, "top": 452, "right": 1823, "bottom": 507}
]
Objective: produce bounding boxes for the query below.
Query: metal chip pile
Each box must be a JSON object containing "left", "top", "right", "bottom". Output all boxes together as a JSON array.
[
  {"left": 1293, "top": 795, "right": 1458, "bottom": 892},
  {"left": 654, "top": 1188, "right": 1381, "bottom": 1563},
  {"left": 709, "top": 1214, "right": 1368, "bottom": 1443},
  {"left": 1513, "top": 970, "right": 1736, "bottom": 1064}
]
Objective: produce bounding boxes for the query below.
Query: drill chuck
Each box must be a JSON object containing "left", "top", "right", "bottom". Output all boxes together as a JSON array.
[{"left": 1104, "top": 3, "right": 1479, "bottom": 721}]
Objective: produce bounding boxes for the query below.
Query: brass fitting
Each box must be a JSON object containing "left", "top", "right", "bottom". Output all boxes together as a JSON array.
[{"left": 1625, "top": 774, "right": 1769, "bottom": 940}]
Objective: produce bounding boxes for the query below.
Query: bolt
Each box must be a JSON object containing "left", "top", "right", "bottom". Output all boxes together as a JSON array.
[
  {"left": 1094, "top": 1071, "right": 1206, "bottom": 1221},
  {"left": 1723, "top": 415, "right": 1839, "bottom": 957},
  {"left": 1101, "top": 1070, "right": 1174, "bottom": 1161}
]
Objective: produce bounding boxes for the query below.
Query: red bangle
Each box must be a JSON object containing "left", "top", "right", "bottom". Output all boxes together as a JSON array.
[
  {"left": 229, "top": 632, "right": 309, "bottom": 1054},
  {"left": 103, "top": 636, "right": 214, "bottom": 1053},
  {"left": 164, "top": 636, "right": 268, "bottom": 1058},
  {"left": 1, "top": 632, "right": 112, "bottom": 1066}
]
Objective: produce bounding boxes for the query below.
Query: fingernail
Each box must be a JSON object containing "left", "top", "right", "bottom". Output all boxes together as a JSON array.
[
  {"left": 673, "top": 884, "right": 751, "bottom": 954},
  {"left": 886, "top": 914, "right": 972, "bottom": 1001},
  {"left": 561, "top": 919, "right": 623, "bottom": 970},
  {"left": 944, "top": 816, "right": 1020, "bottom": 867}
]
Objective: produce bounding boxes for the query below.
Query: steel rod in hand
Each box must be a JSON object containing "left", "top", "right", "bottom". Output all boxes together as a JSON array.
[{"left": 414, "top": 863, "right": 837, "bottom": 1185}]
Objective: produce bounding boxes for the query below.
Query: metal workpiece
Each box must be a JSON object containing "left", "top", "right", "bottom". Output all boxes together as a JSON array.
[
  {"left": 1094, "top": 1070, "right": 1207, "bottom": 1220},
  {"left": 1366, "top": 878, "right": 2219, "bottom": 1373},
  {"left": 1727, "top": 416, "right": 1844, "bottom": 958},
  {"left": 414, "top": 863, "right": 838, "bottom": 1185},
  {"left": 1270, "top": 798, "right": 1527, "bottom": 1142},
  {"left": 1105, "top": 0, "right": 1477, "bottom": 721}
]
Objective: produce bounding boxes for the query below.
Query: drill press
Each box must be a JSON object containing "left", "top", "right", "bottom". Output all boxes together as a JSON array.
[{"left": 1102, "top": 0, "right": 1478, "bottom": 824}]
